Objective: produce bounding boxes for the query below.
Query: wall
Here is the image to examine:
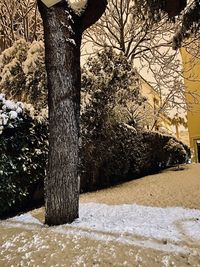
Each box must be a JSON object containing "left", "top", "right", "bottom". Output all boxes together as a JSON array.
[
  {"left": 139, "top": 76, "right": 174, "bottom": 135},
  {"left": 181, "top": 48, "right": 200, "bottom": 162}
]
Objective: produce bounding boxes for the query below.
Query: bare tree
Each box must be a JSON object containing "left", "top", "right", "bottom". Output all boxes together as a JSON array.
[
  {"left": 83, "top": 0, "right": 173, "bottom": 62},
  {"left": 0, "top": 0, "right": 43, "bottom": 52},
  {"left": 83, "top": 0, "right": 200, "bottom": 123}
]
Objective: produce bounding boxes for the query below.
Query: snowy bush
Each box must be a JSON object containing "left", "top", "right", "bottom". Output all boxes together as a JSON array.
[
  {"left": 80, "top": 49, "right": 190, "bottom": 191},
  {"left": 0, "top": 39, "right": 47, "bottom": 109},
  {"left": 164, "top": 138, "right": 188, "bottom": 166},
  {"left": 81, "top": 123, "right": 190, "bottom": 192},
  {"left": 0, "top": 95, "right": 48, "bottom": 217},
  {"left": 81, "top": 48, "right": 147, "bottom": 134}
]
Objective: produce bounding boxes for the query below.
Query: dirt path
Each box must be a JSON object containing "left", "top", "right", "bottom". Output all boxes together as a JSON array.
[
  {"left": 0, "top": 164, "right": 200, "bottom": 267},
  {"left": 81, "top": 164, "right": 200, "bottom": 209}
]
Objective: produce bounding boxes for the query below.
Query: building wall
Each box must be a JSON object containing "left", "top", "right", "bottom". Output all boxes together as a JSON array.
[
  {"left": 139, "top": 76, "right": 174, "bottom": 135},
  {"left": 140, "top": 77, "right": 160, "bottom": 108},
  {"left": 181, "top": 48, "right": 200, "bottom": 162}
]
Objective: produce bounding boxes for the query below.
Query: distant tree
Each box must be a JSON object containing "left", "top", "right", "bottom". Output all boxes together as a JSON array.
[
  {"left": 135, "top": 0, "right": 199, "bottom": 49},
  {"left": 81, "top": 48, "right": 147, "bottom": 137},
  {"left": 83, "top": 0, "right": 199, "bottom": 117},
  {"left": 149, "top": 79, "right": 191, "bottom": 131},
  {"left": 83, "top": 0, "right": 173, "bottom": 63},
  {"left": 0, "top": 39, "right": 46, "bottom": 109},
  {"left": 171, "top": 113, "right": 187, "bottom": 139},
  {"left": 81, "top": 48, "right": 150, "bottom": 189},
  {"left": 0, "top": 0, "right": 43, "bottom": 52}
]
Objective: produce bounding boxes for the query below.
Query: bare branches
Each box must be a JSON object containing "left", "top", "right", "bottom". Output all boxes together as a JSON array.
[
  {"left": 82, "top": 0, "right": 200, "bottom": 122},
  {"left": 0, "top": 0, "right": 43, "bottom": 52}
]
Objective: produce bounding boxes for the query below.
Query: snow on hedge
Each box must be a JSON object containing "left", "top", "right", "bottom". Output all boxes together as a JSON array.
[
  {"left": 0, "top": 94, "right": 47, "bottom": 136},
  {"left": 0, "top": 94, "right": 23, "bottom": 134}
]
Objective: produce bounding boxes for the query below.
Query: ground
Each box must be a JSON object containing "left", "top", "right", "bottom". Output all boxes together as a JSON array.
[{"left": 0, "top": 164, "right": 200, "bottom": 267}]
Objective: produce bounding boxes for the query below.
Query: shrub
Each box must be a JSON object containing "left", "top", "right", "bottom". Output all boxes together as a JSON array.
[
  {"left": 0, "top": 39, "right": 47, "bottom": 109},
  {"left": 0, "top": 47, "right": 190, "bottom": 215},
  {"left": 163, "top": 138, "right": 188, "bottom": 167},
  {"left": 81, "top": 48, "right": 147, "bottom": 136},
  {"left": 80, "top": 49, "right": 190, "bottom": 191},
  {"left": 80, "top": 123, "right": 190, "bottom": 191},
  {"left": 0, "top": 94, "right": 48, "bottom": 217}
]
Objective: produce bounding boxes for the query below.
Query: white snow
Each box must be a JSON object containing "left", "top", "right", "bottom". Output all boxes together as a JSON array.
[
  {"left": 0, "top": 93, "right": 5, "bottom": 101},
  {"left": 17, "top": 102, "right": 24, "bottom": 109},
  {"left": 6, "top": 203, "right": 200, "bottom": 254},
  {"left": 67, "top": 0, "right": 87, "bottom": 15},
  {"left": 72, "top": 203, "right": 200, "bottom": 243},
  {"left": 66, "top": 38, "right": 76, "bottom": 46},
  {"left": 0, "top": 114, "right": 8, "bottom": 125},
  {"left": 4, "top": 100, "right": 17, "bottom": 110},
  {"left": 40, "top": 0, "right": 87, "bottom": 14},
  {"left": 0, "top": 95, "right": 26, "bottom": 134},
  {"left": 162, "top": 255, "right": 170, "bottom": 267},
  {"left": 55, "top": 226, "right": 187, "bottom": 253},
  {"left": 9, "top": 111, "right": 18, "bottom": 120},
  {"left": 10, "top": 213, "right": 42, "bottom": 225},
  {"left": 16, "top": 107, "right": 23, "bottom": 114}
]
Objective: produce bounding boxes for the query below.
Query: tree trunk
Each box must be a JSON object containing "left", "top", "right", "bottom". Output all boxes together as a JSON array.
[
  {"left": 38, "top": 0, "right": 107, "bottom": 226},
  {"left": 175, "top": 124, "right": 180, "bottom": 139},
  {"left": 39, "top": 2, "right": 81, "bottom": 225}
]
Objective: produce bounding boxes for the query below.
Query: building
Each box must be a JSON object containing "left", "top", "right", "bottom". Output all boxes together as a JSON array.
[
  {"left": 181, "top": 47, "right": 200, "bottom": 162},
  {"left": 139, "top": 75, "right": 174, "bottom": 135}
]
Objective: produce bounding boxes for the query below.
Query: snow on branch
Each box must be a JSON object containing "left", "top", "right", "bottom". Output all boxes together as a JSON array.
[{"left": 67, "top": 0, "right": 88, "bottom": 15}]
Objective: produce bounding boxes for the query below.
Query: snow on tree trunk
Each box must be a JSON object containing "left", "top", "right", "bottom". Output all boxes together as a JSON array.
[{"left": 39, "top": 2, "right": 81, "bottom": 225}]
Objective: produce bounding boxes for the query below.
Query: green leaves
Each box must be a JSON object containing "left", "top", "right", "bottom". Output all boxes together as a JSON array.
[{"left": 0, "top": 99, "right": 48, "bottom": 217}]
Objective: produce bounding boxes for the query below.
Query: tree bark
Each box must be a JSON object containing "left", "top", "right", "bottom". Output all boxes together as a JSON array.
[
  {"left": 38, "top": 0, "right": 107, "bottom": 225},
  {"left": 164, "top": 0, "right": 187, "bottom": 17},
  {"left": 38, "top": 1, "right": 81, "bottom": 225}
]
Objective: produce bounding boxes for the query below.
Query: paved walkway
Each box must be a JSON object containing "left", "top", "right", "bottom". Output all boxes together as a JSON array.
[{"left": 81, "top": 164, "right": 200, "bottom": 209}]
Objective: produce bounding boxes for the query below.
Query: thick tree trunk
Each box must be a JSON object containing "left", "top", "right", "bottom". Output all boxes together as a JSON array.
[
  {"left": 39, "top": 2, "right": 81, "bottom": 225},
  {"left": 38, "top": 0, "right": 107, "bottom": 226}
]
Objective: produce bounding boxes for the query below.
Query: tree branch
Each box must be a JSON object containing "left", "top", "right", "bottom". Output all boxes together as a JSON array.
[{"left": 80, "top": 0, "right": 107, "bottom": 32}]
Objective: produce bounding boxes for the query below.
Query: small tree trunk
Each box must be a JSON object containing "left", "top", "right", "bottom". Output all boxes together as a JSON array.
[
  {"left": 39, "top": 2, "right": 81, "bottom": 225},
  {"left": 175, "top": 124, "right": 180, "bottom": 139}
]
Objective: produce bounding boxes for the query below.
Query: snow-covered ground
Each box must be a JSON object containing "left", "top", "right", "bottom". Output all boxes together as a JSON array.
[
  {"left": 2, "top": 202, "right": 200, "bottom": 255},
  {"left": 1, "top": 165, "right": 200, "bottom": 266}
]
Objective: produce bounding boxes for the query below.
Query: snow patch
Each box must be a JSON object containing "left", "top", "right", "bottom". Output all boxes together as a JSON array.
[
  {"left": 9, "top": 110, "right": 18, "bottom": 120},
  {"left": 4, "top": 100, "right": 17, "bottom": 110},
  {"left": 67, "top": 0, "right": 87, "bottom": 15},
  {"left": 55, "top": 227, "right": 188, "bottom": 253},
  {"left": 72, "top": 203, "right": 200, "bottom": 243},
  {"left": 3, "top": 203, "right": 200, "bottom": 254},
  {"left": 10, "top": 213, "right": 42, "bottom": 225}
]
